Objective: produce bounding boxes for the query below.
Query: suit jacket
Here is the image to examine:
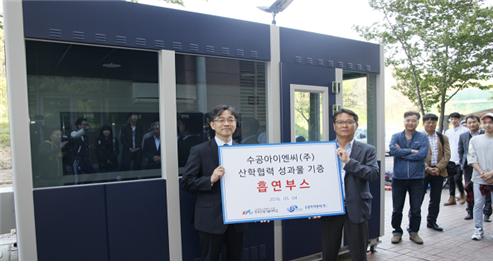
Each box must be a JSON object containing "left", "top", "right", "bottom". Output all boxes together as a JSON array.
[
  {"left": 142, "top": 136, "right": 161, "bottom": 169},
  {"left": 458, "top": 130, "right": 484, "bottom": 169},
  {"left": 424, "top": 133, "right": 451, "bottom": 177},
  {"left": 182, "top": 139, "right": 245, "bottom": 234},
  {"left": 341, "top": 140, "right": 380, "bottom": 224},
  {"left": 120, "top": 124, "right": 144, "bottom": 151}
]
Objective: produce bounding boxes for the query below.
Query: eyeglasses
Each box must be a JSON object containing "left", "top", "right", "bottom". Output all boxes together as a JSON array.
[
  {"left": 334, "top": 120, "right": 356, "bottom": 126},
  {"left": 214, "top": 118, "right": 236, "bottom": 124}
]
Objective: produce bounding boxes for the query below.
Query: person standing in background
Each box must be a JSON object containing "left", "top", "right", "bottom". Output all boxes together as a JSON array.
[
  {"left": 444, "top": 112, "right": 468, "bottom": 205},
  {"left": 459, "top": 115, "right": 492, "bottom": 221},
  {"left": 389, "top": 111, "right": 429, "bottom": 245},
  {"left": 468, "top": 113, "right": 493, "bottom": 240},
  {"left": 120, "top": 113, "right": 143, "bottom": 171},
  {"left": 422, "top": 114, "right": 451, "bottom": 232}
]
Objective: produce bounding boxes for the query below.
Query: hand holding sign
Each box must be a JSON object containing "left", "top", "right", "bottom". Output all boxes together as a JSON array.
[
  {"left": 336, "top": 147, "right": 349, "bottom": 163},
  {"left": 211, "top": 165, "right": 225, "bottom": 185}
]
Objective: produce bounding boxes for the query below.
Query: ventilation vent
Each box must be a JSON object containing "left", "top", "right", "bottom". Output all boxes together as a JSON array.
[
  {"left": 221, "top": 47, "right": 231, "bottom": 56},
  {"left": 95, "top": 33, "right": 107, "bottom": 42},
  {"left": 205, "top": 45, "right": 215, "bottom": 53},
  {"left": 172, "top": 41, "right": 183, "bottom": 50},
  {"left": 189, "top": 43, "right": 200, "bottom": 52},
  {"left": 72, "top": 31, "right": 85, "bottom": 40},
  {"left": 115, "top": 35, "right": 127, "bottom": 44},
  {"left": 295, "top": 56, "right": 303, "bottom": 63},
  {"left": 48, "top": 28, "right": 62, "bottom": 39},
  {"left": 347, "top": 63, "right": 353, "bottom": 70},
  {"left": 327, "top": 60, "right": 334, "bottom": 67},
  {"left": 317, "top": 59, "right": 325, "bottom": 66},
  {"left": 154, "top": 40, "right": 165, "bottom": 49},
  {"left": 236, "top": 49, "right": 245, "bottom": 57},
  {"left": 249, "top": 50, "right": 258, "bottom": 58},
  {"left": 306, "top": 57, "right": 314, "bottom": 65},
  {"left": 135, "top": 37, "right": 147, "bottom": 46},
  {"left": 337, "top": 61, "right": 344, "bottom": 68}
]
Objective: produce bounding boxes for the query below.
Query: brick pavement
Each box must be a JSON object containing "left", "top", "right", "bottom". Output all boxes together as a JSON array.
[{"left": 367, "top": 188, "right": 493, "bottom": 261}]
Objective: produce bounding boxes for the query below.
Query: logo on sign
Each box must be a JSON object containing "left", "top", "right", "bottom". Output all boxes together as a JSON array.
[
  {"left": 287, "top": 205, "right": 301, "bottom": 213},
  {"left": 242, "top": 209, "right": 253, "bottom": 215}
]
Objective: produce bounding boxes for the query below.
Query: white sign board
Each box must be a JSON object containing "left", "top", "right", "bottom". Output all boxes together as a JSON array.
[{"left": 219, "top": 142, "right": 345, "bottom": 224}]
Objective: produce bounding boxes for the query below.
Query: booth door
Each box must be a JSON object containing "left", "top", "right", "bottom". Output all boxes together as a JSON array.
[
  {"left": 27, "top": 41, "right": 169, "bottom": 260},
  {"left": 280, "top": 63, "right": 335, "bottom": 260}
]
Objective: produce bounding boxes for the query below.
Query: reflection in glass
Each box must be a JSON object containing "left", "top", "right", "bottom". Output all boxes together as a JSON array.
[
  {"left": 175, "top": 55, "right": 267, "bottom": 174},
  {"left": 294, "top": 92, "right": 323, "bottom": 142},
  {"left": 26, "top": 41, "right": 160, "bottom": 188}
]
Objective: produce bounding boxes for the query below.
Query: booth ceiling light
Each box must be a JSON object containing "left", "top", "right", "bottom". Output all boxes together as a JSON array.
[
  {"left": 102, "top": 62, "right": 121, "bottom": 68},
  {"left": 258, "top": 0, "right": 294, "bottom": 25}
]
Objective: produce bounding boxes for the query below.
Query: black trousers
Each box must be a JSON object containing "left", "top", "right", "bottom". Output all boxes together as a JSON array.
[
  {"left": 198, "top": 226, "right": 244, "bottom": 260},
  {"left": 321, "top": 215, "right": 368, "bottom": 261},
  {"left": 120, "top": 149, "right": 142, "bottom": 171},
  {"left": 391, "top": 179, "right": 425, "bottom": 234},
  {"left": 447, "top": 163, "right": 464, "bottom": 196},
  {"left": 464, "top": 166, "right": 492, "bottom": 216},
  {"left": 423, "top": 175, "right": 445, "bottom": 224}
]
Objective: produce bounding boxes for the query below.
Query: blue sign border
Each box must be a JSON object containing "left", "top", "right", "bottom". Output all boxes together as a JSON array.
[{"left": 219, "top": 141, "right": 345, "bottom": 224}]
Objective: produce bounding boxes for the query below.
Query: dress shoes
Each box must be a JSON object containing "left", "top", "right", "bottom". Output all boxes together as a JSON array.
[
  {"left": 444, "top": 196, "right": 456, "bottom": 206},
  {"left": 427, "top": 222, "right": 444, "bottom": 232}
]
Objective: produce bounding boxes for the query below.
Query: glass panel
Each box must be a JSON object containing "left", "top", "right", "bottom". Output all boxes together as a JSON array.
[
  {"left": 26, "top": 41, "right": 160, "bottom": 188},
  {"left": 175, "top": 55, "right": 266, "bottom": 172},
  {"left": 294, "top": 91, "right": 323, "bottom": 142},
  {"left": 343, "top": 74, "right": 367, "bottom": 143}
]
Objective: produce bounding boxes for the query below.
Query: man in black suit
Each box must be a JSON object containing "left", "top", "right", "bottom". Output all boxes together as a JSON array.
[
  {"left": 142, "top": 122, "right": 161, "bottom": 169},
  {"left": 321, "top": 108, "right": 379, "bottom": 261},
  {"left": 182, "top": 105, "right": 244, "bottom": 260},
  {"left": 458, "top": 114, "right": 491, "bottom": 220},
  {"left": 120, "top": 113, "right": 143, "bottom": 171}
]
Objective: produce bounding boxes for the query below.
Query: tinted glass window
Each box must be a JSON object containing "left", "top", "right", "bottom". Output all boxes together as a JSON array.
[
  {"left": 176, "top": 55, "right": 267, "bottom": 172},
  {"left": 26, "top": 41, "right": 161, "bottom": 188}
]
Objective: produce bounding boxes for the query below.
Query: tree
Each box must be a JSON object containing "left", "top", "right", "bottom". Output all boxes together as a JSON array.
[{"left": 355, "top": 0, "right": 493, "bottom": 131}]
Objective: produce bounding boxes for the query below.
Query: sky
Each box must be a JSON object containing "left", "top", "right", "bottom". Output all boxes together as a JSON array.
[{"left": 138, "top": 0, "right": 383, "bottom": 42}]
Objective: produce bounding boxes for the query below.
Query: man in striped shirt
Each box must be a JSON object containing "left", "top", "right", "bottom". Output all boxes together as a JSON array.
[{"left": 423, "top": 114, "right": 451, "bottom": 232}]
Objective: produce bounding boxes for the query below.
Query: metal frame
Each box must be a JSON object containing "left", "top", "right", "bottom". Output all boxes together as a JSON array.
[
  {"left": 376, "top": 45, "right": 386, "bottom": 237},
  {"left": 4, "top": 0, "right": 37, "bottom": 260},
  {"left": 289, "top": 84, "right": 330, "bottom": 143},
  {"left": 267, "top": 24, "right": 283, "bottom": 261},
  {"left": 159, "top": 50, "right": 183, "bottom": 260}
]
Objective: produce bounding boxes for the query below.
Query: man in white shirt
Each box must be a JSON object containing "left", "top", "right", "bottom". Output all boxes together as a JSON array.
[
  {"left": 444, "top": 112, "right": 468, "bottom": 205},
  {"left": 468, "top": 112, "right": 493, "bottom": 240}
]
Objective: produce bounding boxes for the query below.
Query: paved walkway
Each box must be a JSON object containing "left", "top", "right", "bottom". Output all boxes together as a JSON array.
[{"left": 367, "top": 188, "right": 493, "bottom": 261}]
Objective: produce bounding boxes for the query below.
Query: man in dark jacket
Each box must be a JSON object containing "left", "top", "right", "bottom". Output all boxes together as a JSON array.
[
  {"left": 182, "top": 105, "right": 244, "bottom": 260},
  {"left": 120, "top": 113, "right": 143, "bottom": 171},
  {"left": 142, "top": 122, "right": 161, "bottom": 169},
  {"left": 389, "top": 111, "right": 429, "bottom": 245},
  {"left": 321, "top": 108, "right": 379, "bottom": 261}
]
